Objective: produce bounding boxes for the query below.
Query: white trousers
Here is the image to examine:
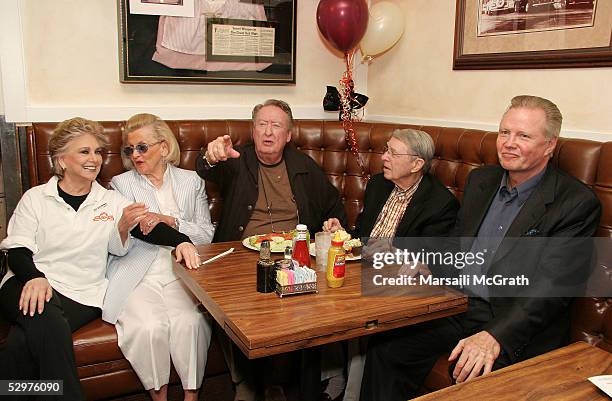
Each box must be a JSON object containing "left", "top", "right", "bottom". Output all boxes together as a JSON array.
[
  {"left": 343, "top": 338, "right": 368, "bottom": 401},
  {"left": 116, "top": 279, "right": 212, "bottom": 391}
]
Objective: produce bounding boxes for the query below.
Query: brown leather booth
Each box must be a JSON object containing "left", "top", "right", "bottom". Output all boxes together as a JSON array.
[{"left": 1, "top": 120, "right": 610, "bottom": 400}]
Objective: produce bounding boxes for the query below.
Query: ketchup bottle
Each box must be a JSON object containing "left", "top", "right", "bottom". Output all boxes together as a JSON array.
[{"left": 292, "top": 224, "right": 311, "bottom": 267}]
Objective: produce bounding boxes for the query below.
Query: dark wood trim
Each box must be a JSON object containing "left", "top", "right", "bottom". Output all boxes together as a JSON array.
[
  {"left": 18, "top": 125, "right": 30, "bottom": 192},
  {"left": 0, "top": 117, "right": 23, "bottom": 219}
]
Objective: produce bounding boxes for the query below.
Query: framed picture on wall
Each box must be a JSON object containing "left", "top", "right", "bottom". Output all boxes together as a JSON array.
[
  {"left": 128, "top": 0, "right": 196, "bottom": 17},
  {"left": 453, "top": 0, "right": 612, "bottom": 69},
  {"left": 118, "top": 0, "right": 297, "bottom": 84}
]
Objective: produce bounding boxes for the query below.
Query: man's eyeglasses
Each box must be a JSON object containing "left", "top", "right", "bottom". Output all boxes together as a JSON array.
[
  {"left": 123, "top": 141, "right": 163, "bottom": 156},
  {"left": 382, "top": 144, "right": 419, "bottom": 158}
]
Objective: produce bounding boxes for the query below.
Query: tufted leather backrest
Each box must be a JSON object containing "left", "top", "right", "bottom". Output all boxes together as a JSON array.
[{"left": 26, "top": 120, "right": 612, "bottom": 350}]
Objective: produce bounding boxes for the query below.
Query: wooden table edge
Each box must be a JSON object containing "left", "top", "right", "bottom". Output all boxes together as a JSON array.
[
  {"left": 175, "top": 258, "right": 468, "bottom": 359},
  {"left": 413, "top": 341, "right": 612, "bottom": 400}
]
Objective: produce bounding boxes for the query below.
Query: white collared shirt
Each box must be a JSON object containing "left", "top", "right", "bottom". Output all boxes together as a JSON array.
[
  {"left": 141, "top": 168, "right": 180, "bottom": 285},
  {"left": 0, "top": 176, "right": 131, "bottom": 307}
]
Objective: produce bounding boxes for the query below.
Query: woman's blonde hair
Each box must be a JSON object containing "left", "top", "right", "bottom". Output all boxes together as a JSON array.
[
  {"left": 49, "top": 117, "right": 108, "bottom": 178},
  {"left": 121, "top": 113, "right": 180, "bottom": 170}
]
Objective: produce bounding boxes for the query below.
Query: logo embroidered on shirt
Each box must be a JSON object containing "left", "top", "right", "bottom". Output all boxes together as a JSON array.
[
  {"left": 93, "top": 212, "right": 114, "bottom": 222},
  {"left": 94, "top": 202, "right": 108, "bottom": 211}
]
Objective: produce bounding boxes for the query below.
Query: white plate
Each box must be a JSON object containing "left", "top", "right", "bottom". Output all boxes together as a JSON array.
[
  {"left": 309, "top": 243, "right": 361, "bottom": 261},
  {"left": 242, "top": 235, "right": 293, "bottom": 253}
]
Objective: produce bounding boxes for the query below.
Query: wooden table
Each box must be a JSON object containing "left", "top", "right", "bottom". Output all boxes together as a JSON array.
[
  {"left": 174, "top": 241, "right": 467, "bottom": 399},
  {"left": 414, "top": 342, "right": 612, "bottom": 401}
]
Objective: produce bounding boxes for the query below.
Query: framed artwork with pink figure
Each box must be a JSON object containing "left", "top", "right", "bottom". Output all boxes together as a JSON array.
[{"left": 118, "top": 0, "right": 297, "bottom": 84}]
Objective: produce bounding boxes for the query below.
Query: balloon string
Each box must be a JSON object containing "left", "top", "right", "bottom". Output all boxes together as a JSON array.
[{"left": 340, "top": 50, "right": 368, "bottom": 179}]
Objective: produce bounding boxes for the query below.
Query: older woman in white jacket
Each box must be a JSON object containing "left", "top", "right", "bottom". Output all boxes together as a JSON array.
[
  {"left": 0, "top": 117, "right": 199, "bottom": 401},
  {"left": 103, "top": 113, "right": 214, "bottom": 401}
]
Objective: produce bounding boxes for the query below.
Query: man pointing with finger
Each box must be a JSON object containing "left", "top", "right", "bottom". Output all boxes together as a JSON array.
[
  {"left": 196, "top": 99, "right": 347, "bottom": 399},
  {"left": 196, "top": 99, "right": 346, "bottom": 243}
]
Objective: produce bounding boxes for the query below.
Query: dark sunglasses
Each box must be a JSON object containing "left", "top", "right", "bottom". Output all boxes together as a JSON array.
[{"left": 122, "top": 141, "right": 163, "bottom": 156}]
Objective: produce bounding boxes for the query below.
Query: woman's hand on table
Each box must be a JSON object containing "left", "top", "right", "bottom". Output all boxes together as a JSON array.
[
  {"left": 19, "top": 277, "right": 52, "bottom": 316},
  {"left": 175, "top": 242, "right": 200, "bottom": 269}
]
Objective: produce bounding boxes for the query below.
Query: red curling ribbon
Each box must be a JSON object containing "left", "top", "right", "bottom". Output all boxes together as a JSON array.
[{"left": 340, "top": 50, "right": 369, "bottom": 179}]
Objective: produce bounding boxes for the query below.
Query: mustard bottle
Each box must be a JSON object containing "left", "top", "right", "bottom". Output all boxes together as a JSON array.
[{"left": 326, "top": 231, "right": 346, "bottom": 288}]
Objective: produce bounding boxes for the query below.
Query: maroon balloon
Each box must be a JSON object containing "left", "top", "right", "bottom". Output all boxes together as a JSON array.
[{"left": 317, "top": 0, "right": 369, "bottom": 54}]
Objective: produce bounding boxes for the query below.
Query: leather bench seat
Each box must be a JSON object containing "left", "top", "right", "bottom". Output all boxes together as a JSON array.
[
  {"left": 72, "top": 318, "right": 227, "bottom": 378},
  {"left": 0, "top": 119, "right": 609, "bottom": 400},
  {"left": 73, "top": 320, "right": 124, "bottom": 366}
]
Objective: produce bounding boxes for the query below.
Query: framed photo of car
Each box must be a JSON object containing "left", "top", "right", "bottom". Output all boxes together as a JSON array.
[
  {"left": 454, "top": 0, "right": 612, "bottom": 69},
  {"left": 118, "top": 0, "right": 297, "bottom": 84}
]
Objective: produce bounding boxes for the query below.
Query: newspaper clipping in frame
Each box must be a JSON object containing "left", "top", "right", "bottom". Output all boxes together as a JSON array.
[{"left": 209, "top": 19, "right": 275, "bottom": 61}]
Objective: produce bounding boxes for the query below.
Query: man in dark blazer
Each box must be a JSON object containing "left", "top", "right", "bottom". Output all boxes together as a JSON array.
[
  {"left": 197, "top": 99, "right": 346, "bottom": 401},
  {"left": 323, "top": 128, "right": 459, "bottom": 401},
  {"left": 324, "top": 128, "right": 459, "bottom": 239},
  {"left": 360, "top": 95, "right": 602, "bottom": 401}
]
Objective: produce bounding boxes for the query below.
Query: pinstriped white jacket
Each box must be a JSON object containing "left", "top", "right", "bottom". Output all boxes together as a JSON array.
[{"left": 102, "top": 165, "right": 215, "bottom": 324}]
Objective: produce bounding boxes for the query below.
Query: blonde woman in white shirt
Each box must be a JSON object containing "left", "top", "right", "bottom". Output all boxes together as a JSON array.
[
  {"left": 0, "top": 118, "right": 200, "bottom": 401},
  {"left": 104, "top": 114, "right": 214, "bottom": 401}
]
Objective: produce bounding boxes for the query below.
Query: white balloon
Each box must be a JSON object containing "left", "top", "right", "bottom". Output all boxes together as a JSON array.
[{"left": 359, "top": 2, "right": 405, "bottom": 60}]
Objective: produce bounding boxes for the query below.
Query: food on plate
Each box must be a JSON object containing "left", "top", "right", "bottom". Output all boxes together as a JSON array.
[
  {"left": 343, "top": 238, "right": 363, "bottom": 256},
  {"left": 335, "top": 229, "right": 351, "bottom": 242},
  {"left": 329, "top": 230, "right": 362, "bottom": 257},
  {"left": 248, "top": 232, "right": 294, "bottom": 252},
  {"left": 344, "top": 238, "right": 362, "bottom": 248},
  {"left": 248, "top": 232, "right": 293, "bottom": 245}
]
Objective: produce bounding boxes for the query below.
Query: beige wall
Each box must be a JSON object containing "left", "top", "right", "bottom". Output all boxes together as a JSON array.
[
  {"left": 367, "top": 0, "right": 612, "bottom": 139},
  {"left": 16, "top": 0, "right": 349, "bottom": 119},
  {"left": 0, "top": 72, "right": 4, "bottom": 115},
  {"left": 4, "top": 0, "right": 611, "bottom": 139}
]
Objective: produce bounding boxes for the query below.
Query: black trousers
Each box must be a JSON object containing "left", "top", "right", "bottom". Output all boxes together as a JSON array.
[
  {"left": 0, "top": 276, "right": 100, "bottom": 401},
  {"left": 360, "top": 298, "right": 512, "bottom": 401}
]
